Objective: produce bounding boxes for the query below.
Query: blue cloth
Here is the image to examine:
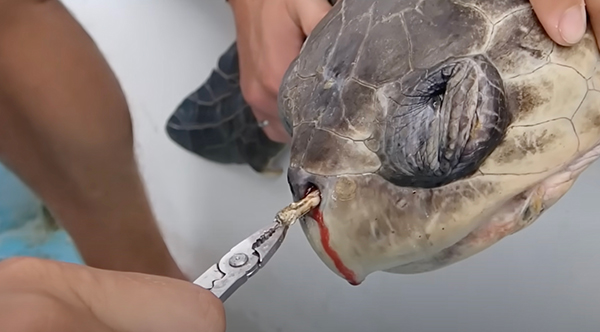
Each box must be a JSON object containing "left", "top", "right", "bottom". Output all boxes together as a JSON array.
[{"left": 0, "top": 162, "right": 83, "bottom": 264}]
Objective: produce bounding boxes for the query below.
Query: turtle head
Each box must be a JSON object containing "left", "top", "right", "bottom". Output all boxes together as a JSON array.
[
  {"left": 281, "top": 56, "right": 512, "bottom": 285},
  {"left": 276, "top": 0, "right": 522, "bottom": 285}
]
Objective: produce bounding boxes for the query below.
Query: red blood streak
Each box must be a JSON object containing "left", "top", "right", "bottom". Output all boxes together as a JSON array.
[{"left": 305, "top": 187, "right": 360, "bottom": 286}]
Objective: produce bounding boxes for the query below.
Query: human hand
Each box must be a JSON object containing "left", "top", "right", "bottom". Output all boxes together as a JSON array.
[
  {"left": 0, "top": 257, "right": 225, "bottom": 332},
  {"left": 228, "top": 0, "right": 332, "bottom": 143},
  {"left": 530, "top": 0, "right": 596, "bottom": 46}
]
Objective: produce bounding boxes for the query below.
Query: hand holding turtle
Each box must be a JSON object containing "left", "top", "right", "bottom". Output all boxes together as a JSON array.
[
  {"left": 530, "top": 0, "right": 598, "bottom": 46},
  {"left": 227, "top": 0, "right": 332, "bottom": 143}
]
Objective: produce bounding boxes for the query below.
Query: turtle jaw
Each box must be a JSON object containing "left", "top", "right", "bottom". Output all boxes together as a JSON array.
[
  {"left": 287, "top": 168, "right": 433, "bottom": 285},
  {"left": 296, "top": 176, "right": 431, "bottom": 285},
  {"left": 287, "top": 167, "right": 501, "bottom": 284},
  {"left": 291, "top": 172, "right": 427, "bottom": 285},
  {"left": 288, "top": 167, "right": 368, "bottom": 285},
  {"left": 300, "top": 212, "right": 366, "bottom": 286}
]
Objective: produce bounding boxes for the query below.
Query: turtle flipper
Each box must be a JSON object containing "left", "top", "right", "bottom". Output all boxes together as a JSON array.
[{"left": 165, "top": 42, "right": 287, "bottom": 176}]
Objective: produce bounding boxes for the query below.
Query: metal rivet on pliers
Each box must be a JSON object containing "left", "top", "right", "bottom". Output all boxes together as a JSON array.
[{"left": 229, "top": 253, "right": 249, "bottom": 267}]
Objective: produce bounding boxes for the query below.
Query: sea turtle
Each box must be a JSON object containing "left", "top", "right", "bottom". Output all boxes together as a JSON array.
[{"left": 167, "top": 0, "right": 600, "bottom": 286}]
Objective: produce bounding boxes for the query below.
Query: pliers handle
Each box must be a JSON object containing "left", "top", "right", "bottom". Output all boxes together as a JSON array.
[{"left": 193, "top": 221, "right": 288, "bottom": 302}]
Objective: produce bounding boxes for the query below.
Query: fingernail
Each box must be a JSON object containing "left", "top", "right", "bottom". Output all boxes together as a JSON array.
[{"left": 559, "top": 4, "right": 586, "bottom": 44}]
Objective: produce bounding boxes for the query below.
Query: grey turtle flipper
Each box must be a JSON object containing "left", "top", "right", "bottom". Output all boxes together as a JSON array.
[{"left": 165, "top": 42, "right": 287, "bottom": 175}]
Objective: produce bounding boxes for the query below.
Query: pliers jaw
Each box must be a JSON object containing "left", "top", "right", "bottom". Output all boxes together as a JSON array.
[{"left": 193, "top": 222, "right": 288, "bottom": 302}]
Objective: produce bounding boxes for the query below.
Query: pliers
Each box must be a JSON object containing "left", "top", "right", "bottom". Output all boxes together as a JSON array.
[{"left": 193, "top": 221, "right": 289, "bottom": 302}]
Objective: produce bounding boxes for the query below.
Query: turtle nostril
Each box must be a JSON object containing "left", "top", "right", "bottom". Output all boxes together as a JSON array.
[
  {"left": 287, "top": 167, "right": 319, "bottom": 201},
  {"left": 304, "top": 183, "right": 319, "bottom": 197}
]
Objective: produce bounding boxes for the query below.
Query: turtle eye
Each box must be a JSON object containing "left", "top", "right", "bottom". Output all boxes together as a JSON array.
[
  {"left": 425, "top": 66, "right": 453, "bottom": 96},
  {"left": 376, "top": 55, "right": 511, "bottom": 188},
  {"left": 412, "top": 64, "right": 455, "bottom": 113},
  {"left": 397, "top": 64, "right": 457, "bottom": 124}
]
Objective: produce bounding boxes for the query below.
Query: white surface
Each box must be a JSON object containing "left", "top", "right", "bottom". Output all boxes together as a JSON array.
[{"left": 61, "top": 1, "right": 600, "bottom": 331}]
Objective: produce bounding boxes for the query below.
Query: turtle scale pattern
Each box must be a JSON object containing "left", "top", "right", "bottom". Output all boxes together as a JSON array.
[
  {"left": 165, "top": 43, "right": 286, "bottom": 175},
  {"left": 164, "top": 0, "right": 337, "bottom": 175},
  {"left": 279, "top": 0, "right": 600, "bottom": 284}
]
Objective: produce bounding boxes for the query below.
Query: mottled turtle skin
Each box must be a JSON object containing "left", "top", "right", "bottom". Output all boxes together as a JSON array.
[{"left": 280, "top": 0, "right": 600, "bottom": 285}]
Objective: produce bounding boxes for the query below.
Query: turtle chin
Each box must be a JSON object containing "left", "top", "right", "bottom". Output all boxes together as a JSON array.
[{"left": 299, "top": 213, "right": 367, "bottom": 286}]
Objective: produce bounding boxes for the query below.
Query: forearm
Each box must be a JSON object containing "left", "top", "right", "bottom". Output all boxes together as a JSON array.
[{"left": 0, "top": 0, "right": 183, "bottom": 278}]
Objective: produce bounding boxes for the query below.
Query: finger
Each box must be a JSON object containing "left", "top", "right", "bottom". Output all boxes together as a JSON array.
[
  {"left": 0, "top": 258, "right": 225, "bottom": 332},
  {"left": 530, "top": 0, "right": 587, "bottom": 45},
  {"left": 69, "top": 264, "right": 226, "bottom": 332},
  {"left": 288, "top": 0, "right": 332, "bottom": 36},
  {"left": 586, "top": 0, "right": 600, "bottom": 46},
  {"left": 261, "top": 120, "right": 292, "bottom": 143}
]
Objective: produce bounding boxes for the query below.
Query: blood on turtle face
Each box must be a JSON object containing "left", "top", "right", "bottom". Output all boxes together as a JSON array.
[{"left": 279, "top": 0, "right": 600, "bottom": 285}]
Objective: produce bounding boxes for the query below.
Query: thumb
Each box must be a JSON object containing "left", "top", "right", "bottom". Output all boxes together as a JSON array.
[
  {"left": 63, "top": 262, "right": 226, "bottom": 332},
  {"left": 530, "top": 0, "right": 587, "bottom": 45},
  {"left": 288, "top": 0, "right": 332, "bottom": 36}
]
